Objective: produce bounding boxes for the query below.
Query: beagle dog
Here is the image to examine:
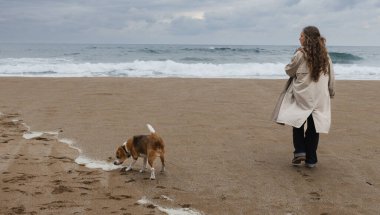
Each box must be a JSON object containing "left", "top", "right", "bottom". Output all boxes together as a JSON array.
[{"left": 113, "top": 124, "right": 165, "bottom": 180}]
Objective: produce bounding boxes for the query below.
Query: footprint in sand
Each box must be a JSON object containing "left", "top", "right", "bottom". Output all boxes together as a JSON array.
[
  {"left": 51, "top": 179, "right": 64, "bottom": 185},
  {"left": 77, "top": 186, "right": 92, "bottom": 191},
  {"left": 35, "top": 137, "right": 53, "bottom": 141},
  {"left": 125, "top": 178, "right": 136, "bottom": 183},
  {"left": 75, "top": 170, "right": 97, "bottom": 175},
  {"left": 180, "top": 203, "right": 192, "bottom": 208},
  {"left": 8, "top": 188, "right": 27, "bottom": 195},
  {"left": 2, "top": 173, "right": 36, "bottom": 183},
  {"left": 296, "top": 169, "right": 314, "bottom": 182},
  {"left": 82, "top": 179, "right": 100, "bottom": 185},
  {"left": 10, "top": 205, "right": 25, "bottom": 214},
  {"left": 309, "top": 191, "right": 321, "bottom": 200},
  {"left": 51, "top": 185, "right": 73, "bottom": 194},
  {"left": 6, "top": 113, "right": 20, "bottom": 118},
  {"left": 40, "top": 200, "right": 77, "bottom": 210},
  {"left": 172, "top": 187, "right": 184, "bottom": 191},
  {"left": 145, "top": 204, "right": 156, "bottom": 209},
  {"left": 0, "top": 138, "right": 14, "bottom": 143},
  {"left": 105, "top": 193, "right": 132, "bottom": 200},
  {"left": 220, "top": 194, "right": 227, "bottom": 200},
  {"left": 46, "top": 155, "right": 74, "bottom": 162}
]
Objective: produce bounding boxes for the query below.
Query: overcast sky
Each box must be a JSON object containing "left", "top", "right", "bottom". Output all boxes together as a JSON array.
[{"left": 0, "top": 0, "right": 379, "bottom": 46}]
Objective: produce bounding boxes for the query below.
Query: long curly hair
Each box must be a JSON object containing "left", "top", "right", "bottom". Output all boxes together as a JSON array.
[{"left": 302, "top": 26, "right": 329, "bottom": 82}]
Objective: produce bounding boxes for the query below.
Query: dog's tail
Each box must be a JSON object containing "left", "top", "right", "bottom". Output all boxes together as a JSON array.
[{"left": 147, "top": 124, "right": 156, "bottom": 134}]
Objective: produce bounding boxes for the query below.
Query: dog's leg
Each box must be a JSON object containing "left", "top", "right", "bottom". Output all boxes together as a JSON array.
[
  {"left": 140, "top": 157, "right": 147, "bottom": 173},
  {"left": 125, "top": 159, "right": 137, "bottom": 172},
  {"left": 148, "top": 153, "right": 157, "bottom": 180},
  {"left": 150, "top": 167, "right": 155, "bottom": 180},
  {"left": 160, "top": 155, "right": 165, "bottom": 173}
]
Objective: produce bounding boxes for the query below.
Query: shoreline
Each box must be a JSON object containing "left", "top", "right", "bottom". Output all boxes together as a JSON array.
[{"left": 1, "top": 77, "right": 380, "bottom": 214}]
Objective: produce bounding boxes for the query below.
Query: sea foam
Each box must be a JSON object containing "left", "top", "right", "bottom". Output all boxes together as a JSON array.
[
  {"left": 57, "top": 138, "right": 121, "bottom": 171},
  {"left": 75, "top": 155, "right": 121, "bottom": 171},
  {"left": 0, "top": 58, "right": 286, "bottom": 78},
  {"left": 1, "top": 58, "right": 379, "bottom": 80},
  {"left": 137, "top": 196, "right": 203, "bottom": 215},
  {"left": 23, "top": 131, "right": 44, "bottom": 139},
  {"left": 20, "top": 122, "right": 121, "bottom": 171}
]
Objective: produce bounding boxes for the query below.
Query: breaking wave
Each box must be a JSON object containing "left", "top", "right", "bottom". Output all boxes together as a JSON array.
[
  {"left": 330, "top": 52, "right": 363, "bottom": 64},
  {"left": 0, "top": 57, "right": 379, "bottom": 80}
]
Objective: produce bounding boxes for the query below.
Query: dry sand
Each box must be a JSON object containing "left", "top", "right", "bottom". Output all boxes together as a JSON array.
[{"left": 0, "top": 77, "right": 379, "bottom": 215}]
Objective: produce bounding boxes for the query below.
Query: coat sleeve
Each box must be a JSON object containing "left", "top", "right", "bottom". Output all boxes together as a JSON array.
[
  {"left": 285, "top": 50, "right": 303, "bottom": 77},
  {"left": 328, "top": 56, "right": 335, "bottom": 98}
]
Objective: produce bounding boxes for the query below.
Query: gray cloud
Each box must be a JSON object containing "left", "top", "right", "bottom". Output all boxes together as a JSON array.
[{"left": 0, "top": 0, "right": 379, "bottom": 45}]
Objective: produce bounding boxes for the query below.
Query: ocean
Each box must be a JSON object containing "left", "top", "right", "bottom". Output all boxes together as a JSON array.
[{"left": 1, "top": 43, "right": 379, "bottom": 80}]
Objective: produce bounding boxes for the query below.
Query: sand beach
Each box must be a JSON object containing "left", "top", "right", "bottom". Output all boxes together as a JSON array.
[{"left": 0, "top": 77, "right": 379, "bottom": 214}]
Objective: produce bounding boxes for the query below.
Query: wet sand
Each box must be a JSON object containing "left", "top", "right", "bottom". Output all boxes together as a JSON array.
[{"left": 0, "top": 78, "right": 379, "bottom": 214}]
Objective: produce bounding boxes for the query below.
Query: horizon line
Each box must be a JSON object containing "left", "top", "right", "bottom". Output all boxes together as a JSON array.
[{"left": 0, "top": 42, "right": 378, "bottom": 47}]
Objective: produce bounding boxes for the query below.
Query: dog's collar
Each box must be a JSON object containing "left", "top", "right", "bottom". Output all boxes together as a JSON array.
[{"left": 122, "top": 144, "right": 131, "bottom": 157}]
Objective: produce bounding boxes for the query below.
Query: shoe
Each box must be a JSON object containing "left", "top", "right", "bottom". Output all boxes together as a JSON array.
[
  {"left": 292, "top": 156, "right": 306, "bottom": 165},
  {"left": 305, "top": 163, "right": 316, "bottom": 168}
]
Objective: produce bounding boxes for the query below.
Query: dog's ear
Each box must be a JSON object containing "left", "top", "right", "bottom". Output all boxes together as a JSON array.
[
  {"left": 115, "top": 147, "right": 120, "bottom": 158},
  {"left": 116, "top": 147, "right": 123, "bottom": 158}
]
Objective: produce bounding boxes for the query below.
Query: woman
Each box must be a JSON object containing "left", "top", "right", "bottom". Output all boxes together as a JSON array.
[{"left": 272, "top": 26, "right": 335, "bottom": 168}]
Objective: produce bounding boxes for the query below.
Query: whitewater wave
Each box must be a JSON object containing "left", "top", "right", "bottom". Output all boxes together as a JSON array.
[
  {"left": 0, "top": 58, "right": 379, "bottom": 80},
  {"left": 0, "top": 58, "right": 286, "bottom": 78}
]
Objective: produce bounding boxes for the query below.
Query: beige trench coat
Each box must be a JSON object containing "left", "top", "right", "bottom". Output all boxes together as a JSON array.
[{"left": 272, "top": 50, "right": 335, "bottom": 133}]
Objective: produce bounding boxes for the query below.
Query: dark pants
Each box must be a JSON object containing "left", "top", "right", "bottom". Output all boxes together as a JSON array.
[{"left": 293, "top": 115, "right": 319, "bottom": 164}]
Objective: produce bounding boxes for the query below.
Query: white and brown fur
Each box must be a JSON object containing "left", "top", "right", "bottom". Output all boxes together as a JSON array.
[{"left": 113, "top": 124, "right": 165, "bottom": 180}]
